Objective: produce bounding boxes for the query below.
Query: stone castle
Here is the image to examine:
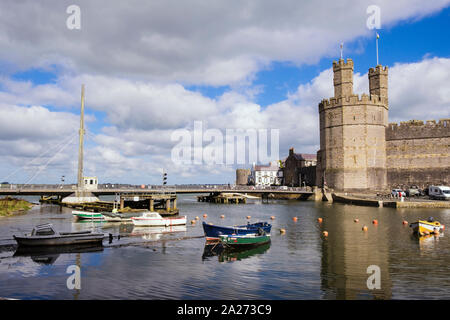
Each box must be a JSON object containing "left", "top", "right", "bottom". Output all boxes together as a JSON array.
[{"left": 316, "top": 59, "right": 449, "bottom": 191}]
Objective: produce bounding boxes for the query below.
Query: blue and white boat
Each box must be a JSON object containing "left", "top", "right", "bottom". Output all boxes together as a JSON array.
[{"left": 202, "top": 221, "right": 271, "bottom": 241}]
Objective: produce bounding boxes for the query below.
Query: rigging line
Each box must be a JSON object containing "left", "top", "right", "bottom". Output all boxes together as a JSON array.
[
  {"left": 1, "top": 132, "right": 78, "bottom": 182},
  {"left": 24, "top": 134, "right": 78, "bottom": 185}
]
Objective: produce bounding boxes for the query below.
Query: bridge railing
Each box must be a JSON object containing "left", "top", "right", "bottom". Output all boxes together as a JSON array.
[{"left": 0, "top": 183, "right": 311, "bottom": 193}]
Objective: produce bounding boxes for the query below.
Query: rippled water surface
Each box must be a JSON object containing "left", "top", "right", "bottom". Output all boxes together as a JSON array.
[{"left": 0, "top": 194, "right": 449, "bottom": 299}]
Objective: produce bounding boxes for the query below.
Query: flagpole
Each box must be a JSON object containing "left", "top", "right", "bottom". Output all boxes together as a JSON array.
[{"left": 376, "top": 33, "right": 379, "bottom": 65}]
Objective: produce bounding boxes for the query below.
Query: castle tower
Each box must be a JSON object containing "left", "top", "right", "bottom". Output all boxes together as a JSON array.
[
  {"left": 333, "top": 59, "right": 354, "bottom": 98},
  {"left": 316, "top": 59, "right": 388, "bottom": 191},
  {"left": 369, "top": 65, "right": 388, "bottom": 101}
]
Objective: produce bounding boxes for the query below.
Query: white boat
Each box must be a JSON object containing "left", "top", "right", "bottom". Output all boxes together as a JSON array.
[{"left": 131, "top": 212, "right": 187, "bottom": 227}]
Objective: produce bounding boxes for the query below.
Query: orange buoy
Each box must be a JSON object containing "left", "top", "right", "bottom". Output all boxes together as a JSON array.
[
  {"left": 220, "top": 215, "right": 225, "bottom": 219},
  {"left": 190, "top": 220, "right": 196, "bottom": 224},
  {"left": 317, "top": 218, "right": 323, "bottom": 223},
  {"left": 372, "top": 219, "right": 378, "bottom": 225},
  {"left": 293, "top": 217, "right": 298, "bottom": 222},
  {"left": 322, "top": 231, "right": 328, "bottom": 237},
  {"left": 402, "top": 220, "right": 408, "bottom": 225},
  {"left": 362, "top": 226, "right": 368, "bottom": 231},
  {"left": 203, "top": 214, "right": 208, "bottom": 218},
  {"left": 442, "top": 225, "right": 445, "bottom": 230},
  {"left": 246, "top": 215, "right": 251, "bottom": 219},
  {"left": 279, "top": 228, "right": 286, "bottom": 234},
  {"left": 354, "top": 218, "right": 359, "bottom": 223},
  {"left": 270, "top": 216, "right": 275, "bottom": 220}
]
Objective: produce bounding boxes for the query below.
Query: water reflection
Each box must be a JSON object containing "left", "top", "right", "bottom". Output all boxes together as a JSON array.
[
  {"left": 13, "top": 244, "right": 104, "bottom": 265},
  {"left": 202, "top": 242, "right": 271, "bottom": 262},
  {"left": 1, "top": 196, "right": 449, "bottom": 299},
  {"left": 130, "top": 225, "right": 187, "bottom": 240},
  {"left": 319, "top": 204, "right": 392, "bottom": 299},
  {"left": 414, "top": 233, "right": 444, "bottom": 254}
]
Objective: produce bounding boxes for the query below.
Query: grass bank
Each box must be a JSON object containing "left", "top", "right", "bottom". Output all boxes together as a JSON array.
[{"left": 0, "top": 197, "right": 33, "bottom": 216}]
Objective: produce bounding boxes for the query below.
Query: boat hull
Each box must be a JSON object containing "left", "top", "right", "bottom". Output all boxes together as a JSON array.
[
  {"left": 410, "top": 220, "right": 444, "bottom": 235},
  {"left": 219, "top": 234, "right": 271, "bottom": 248},
  {"left": 131, "top": 215, "right": 187, "bottom": 227},
  {"left": 72, "top": 210, "right": 104, "bottom": 220},
  {"left": 14, "top": 233, "right": 105, "bottom": 247},
  {"left": 202, "top": 222, "right": 272, "bottom": 241}
]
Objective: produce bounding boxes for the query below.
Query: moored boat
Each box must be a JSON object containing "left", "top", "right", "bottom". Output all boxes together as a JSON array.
[
  {"left": 410, "top": 217, "right": 445, "bottom": 235},
  {"left": 13, "top": 223, "right": 105, "bottom": 247},
  {"left": 72, "top": 210, "right": 104, "bottom": 220},
  {"left": 202, "top": 221, "right": 272, "bottom": 241},
  {"left": 219, "top": 233, "right": 271, "bottom": 248},
  {"left": 131, "top": 211, "right": 187, "bottom": 226},
  {"left": 102, "top": 211, "right": 144, "bottom": 222}
]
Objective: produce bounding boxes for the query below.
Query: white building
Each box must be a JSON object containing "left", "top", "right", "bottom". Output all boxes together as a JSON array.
[
  {"left": 83, "top": 176, "right": 98, "bottom": 190},
  {"left": 251, "top": 162, "right": 283, "bottom": 186}
]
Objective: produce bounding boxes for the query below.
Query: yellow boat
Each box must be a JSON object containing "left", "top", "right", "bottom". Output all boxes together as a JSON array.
[{"left": 410, "top": 218, "right": 445, "bottom": 235}]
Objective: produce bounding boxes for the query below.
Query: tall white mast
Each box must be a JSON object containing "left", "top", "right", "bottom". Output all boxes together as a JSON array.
[{"left": 77, "top": 84, "right": 85, "bottom": 192}]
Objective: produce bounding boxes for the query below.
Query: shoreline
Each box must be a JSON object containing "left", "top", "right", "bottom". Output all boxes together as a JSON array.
[
  {"left": 0, "top": 197, "right": 34, "bottom": 217},
  {"left": 331, "top": 193, "right": 450, "bottom": 209}
]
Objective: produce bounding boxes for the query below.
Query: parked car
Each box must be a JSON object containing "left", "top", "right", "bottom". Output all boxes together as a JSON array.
[
  {"left": 428, "top": 186, "right": 450, "bottom": 200},
  {"left": 406, "top": 186, "right": 421, "bottom": 197},
  {"left": 391, "top": 189, "right": 406, "bottom": 197}
]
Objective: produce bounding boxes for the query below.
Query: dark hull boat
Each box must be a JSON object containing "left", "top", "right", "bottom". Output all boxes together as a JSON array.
[
  {"left": 13, "top": 223, "right": 105, "bottom": 247},
  {"left": 202, "top": 221, "right": 271, "bottom": 241}
]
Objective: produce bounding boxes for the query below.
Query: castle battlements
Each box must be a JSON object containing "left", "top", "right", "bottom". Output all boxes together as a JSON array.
[
  {"left": 388, "top": 119, "right": 450, "bottom": 129},
  {"left": 332, "top": 58, "right": 354, "bottom": 71},
  {"left": 386, "top": 119, "right": 450, "bottom": 140},
  {"left": 319, "top": 93, "right": 388, "bottom": 111},
  {"left": 369, "top": 65, "right": 389, "bottom": 75}
]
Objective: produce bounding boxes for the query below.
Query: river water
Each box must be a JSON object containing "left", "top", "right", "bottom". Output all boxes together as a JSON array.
[{"left": 0, "top": 194, "right": 449, "bottom": 300}]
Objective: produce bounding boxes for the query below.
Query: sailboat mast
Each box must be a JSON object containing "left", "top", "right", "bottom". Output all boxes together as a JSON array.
[{"left": 77, "top": 84, "right": 85, "bottom": 190}]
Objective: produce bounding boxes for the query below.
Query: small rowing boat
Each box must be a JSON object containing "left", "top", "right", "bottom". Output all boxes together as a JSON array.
[
  {"left": 219, "top": 232, "right": 271, "bottom": 248},
  {"left": 72, "top": 210, "right": 104, "bottom": 220},
  {"left": 13, "top": 223, "right": 105, "bottom": 247},
  {"left": 202, "top": 221, "right": 272, "bottom": 241},
  {"left": 131, "top": 211, "right": 187, "bottom": 226},
  {"left": 410, "top": 217, "right": 445, "bottom": 235}
]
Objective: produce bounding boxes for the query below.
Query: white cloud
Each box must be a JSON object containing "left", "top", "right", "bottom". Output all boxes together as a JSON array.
[{"left": 0, "top": 0, "right": 449, "bottom": 85}]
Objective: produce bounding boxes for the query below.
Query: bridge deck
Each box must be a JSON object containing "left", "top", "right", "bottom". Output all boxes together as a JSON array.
[{"left": 0, "top": 188, "right": 313, "bottom": 196}]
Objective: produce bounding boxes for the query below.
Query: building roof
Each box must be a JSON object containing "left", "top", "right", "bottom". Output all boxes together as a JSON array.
[
  {"left": 254, "top": 164, "right": 280, "bottom": 171},
  {"left": 291, "top": 153, "right": 317, "bottom": 161}
]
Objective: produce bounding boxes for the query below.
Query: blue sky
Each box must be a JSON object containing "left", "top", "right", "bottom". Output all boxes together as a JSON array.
[
  {"left": 189, "top": 6, "right": 450, "bottom": 108},
  {"left": 0, "top": 1, "right": 449, "bottom": 184}
]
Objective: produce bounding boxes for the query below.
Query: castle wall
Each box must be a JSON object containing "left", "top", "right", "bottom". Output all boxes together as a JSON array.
[
  {"left": 318, "top": 85, "right": 388, "bottom": 191},
  {"left": 316, "top": 58, "right": 448, "bottom": 192},
  {"left": 386, "top": 119, "right": 450, "bottom": 188}
]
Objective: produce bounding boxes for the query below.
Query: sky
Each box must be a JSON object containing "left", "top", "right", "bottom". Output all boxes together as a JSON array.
[{"left": 0, "top": 0, "right": 449, "bottom": 185}]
